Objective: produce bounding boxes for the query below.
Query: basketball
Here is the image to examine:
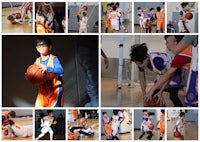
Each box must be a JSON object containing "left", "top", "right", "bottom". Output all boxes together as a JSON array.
[
  {"left": 25, "top": 64, "right": 45, "bottom": 85},
  {"left": 16, "top": 13, "right": 21, "bottom": 19},
  {"left": 185, "top": 12, "right": 193, "bottom": 20},
  {"left": 146, "top": 22, "right": 152, "bottom": 28},
  {"left": 4, "top": 129, "right": 8, "bottom": 135},
  {"left": 80, "top": 117, "right": 87, "bottom": 125},
  {"left": 82, "top": 5, "right": 88, "bottom": 11},
  {"left": 148, "top": 124, "right": 154, "bottom": 130},
  {"left": 145, "top": 97, "right": 165, "bottom": 107},
  {"left": 174, "top": 131, "right": 181, "bottom": 138}
]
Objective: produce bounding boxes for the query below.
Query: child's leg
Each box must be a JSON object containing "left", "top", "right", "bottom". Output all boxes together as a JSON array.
[
  {"left": 146, "top": 131, "right": 153, "bottom": 140},
  {"left": 49, "top": 130, "right": 54, "bottom": 140},
  {"left": 166, "top": 88, "right": 183, "bottom": 107},
  {"left": 138, "top": 132, "right": 145, "bottom": 139},
  {"left": 36, "top": 132, "right": 46, "bottom": 140}
]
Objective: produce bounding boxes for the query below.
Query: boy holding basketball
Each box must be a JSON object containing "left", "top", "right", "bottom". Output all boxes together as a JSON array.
[
  {"left": 34, "top": 36, "right": 64, "bottom": 107},
  {"left": 178, "top": 2, "right": 195, "bottom": 33}
]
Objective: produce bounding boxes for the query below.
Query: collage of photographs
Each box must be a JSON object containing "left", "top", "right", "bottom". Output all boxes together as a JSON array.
[{"left": 0, "top": 0, "right": 199, "bottom": 141}]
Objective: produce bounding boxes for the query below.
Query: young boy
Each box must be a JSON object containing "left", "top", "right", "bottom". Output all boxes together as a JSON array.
[
  {"left": 156, "top": 110, "right": 165, "bottom": 140},
  {"left": 2, "top": 110, "right": 16, "bottom": 126},
  {"left": 4, "top": 120, "right": 33, "bottom": 138},
  {"left": 102, "top": 112, "right": 112, "bottom": 140},
  {"left": 137, "top": 7, "right": 148, "bottom": 33},
  {"left": 111, "top": 110, "right": 124, "bottom": 140},
  {"left": 173, "top": 111, "right": 190, "bottom": 140},
  {"left": 138, "top": 110, "right": 148, "bottom": 140},
  {"left": 142, "top": 17, "right": 155, "bottom": 33},
  {"left": 178, "top": 2, "right": 195, "bottom": 33},
  {"left": 36, "top": 110, "right": 57, "bottom": 140},
  {"left": 109, "top": 6, "right": 121, "bottom": 32},
  {"left": 146, "top": 112, "right": 155, "bottom": 140},
  {"left": 130, "top": 36, "right": 184, "bottom": 107},
  {"left": 104, "top": 4, "right": 112, "bottom": 33},
  {"left": 34, "top": 36, "right": 64, "bottom": 107},
  {"left": 77, "top": 4, "right": 88, "bottom": 30},
  {"left": 155, "top": 6, "right": 165, "bottom": 33},
  {"left": 79, "top": 11, "right": 88, "bottom": 33},
  {"left": 145, "top": 36, "right": 195, "bottom": 106}
]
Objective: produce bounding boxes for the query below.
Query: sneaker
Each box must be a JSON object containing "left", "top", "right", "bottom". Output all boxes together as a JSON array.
[
  {"left": 15, "top": 19, "right": 23, "bottom": 24},
  {"left": 124, "top": 29, "right": 128, "bottom": 33}
]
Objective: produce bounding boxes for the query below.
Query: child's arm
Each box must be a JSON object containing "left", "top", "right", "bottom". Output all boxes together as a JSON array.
[
  {"left": 46, "top": 57, "right": 64, "bottom": 76},
  {"left": 139, "top": 71, "right": 147, "bottom": 96}
]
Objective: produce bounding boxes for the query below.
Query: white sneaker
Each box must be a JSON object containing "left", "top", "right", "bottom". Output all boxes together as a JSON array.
[{"left": 15, "top": 19, "right": 23, "bottom": 24}]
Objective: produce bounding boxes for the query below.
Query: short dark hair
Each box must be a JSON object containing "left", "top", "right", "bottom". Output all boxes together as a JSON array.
[
  {"left": 181, "top": 2, "right": 189, "bottom": 8},
  {"left": 115, "top": 2, "right": 120, "bottom": 6},
  {"left": 113, "top": 110, "right": 119, "bottom": 115},
  {"left": 112, "top": 6, "right": 117, "bottom": 11},
  {"left": 8, "top": 111, "right": 16, "bottom": 118},
  {"left": 102, "top": 112, "right": 107, "bottom": 115},
  {"left": 47, "top": 110, "right": 53, "bottom": 114},
  {"left": 130, "top": 43, "right": 148, "bottom": 62},
  {"left": 148, "top": 112, "right": 155, "bottom": 116},
  {"left": 164, "top": 35, "right": 184, "bottom": 43},
  {"left": 8, "top": 120, "right": 15, "bottom": 125},
  {"left": 149, "top": 8, "right": 154, "bottom": 11},
  {"left": 36, "top": 36, "right": 52, "bottom": 48},
  {"left": 157, "top": 6, "right": 161, "bottom": 11},
  {"left": 180, "top": 112, "right": 185, "bottom": 117},
  {"left": 143, "top": 109, "right": 148, "bottom": 112},
  {"left": 137, "top": 7, "right": 142, "bottom": 10},
  {"left": 83, "top": 12, "right": 87, "bottom": 16},
  {"left": 7, "top": 15, "right": 15, "bottom": 21},
  {"left": 107, "top": 4, "right": 111, "bottom": 7},
  {"left": 161, "top": 110, "right": 165, "bottom": 114}
]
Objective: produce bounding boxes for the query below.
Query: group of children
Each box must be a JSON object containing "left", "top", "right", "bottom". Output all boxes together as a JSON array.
[
  {"left": 137, "top": 3, "right": 165, "bottom": 33},
  {"left": 36, "top": 2, "right": 66, "bottom": 33},
  {"left": 102, "top": 110, "right": 125, "bottom": 140},
  {"left": 104, "top": 2, "right": 131, "bottom": 33},
  {"left": 130, "top": 35, "right": 198, "bottom": 107}
]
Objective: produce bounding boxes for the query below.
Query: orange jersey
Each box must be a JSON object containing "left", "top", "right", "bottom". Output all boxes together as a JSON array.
[
  {"left": 72, "top": 110, "right": 78, "bottom": 120},
  {"left": 160, "top": 114, "right": 165, "bottom": 136},
  {"left": 156, "top": 12, "right": 165, "bottom": 21},
  {"left": 179, "top": 44, "right": 193, "bottom": 70},
  {"left": 35, "top": 54, "right": 64, "bottom": 107},
  {"left": 105, "top": 10, "right": 112, "bottom": 28}
]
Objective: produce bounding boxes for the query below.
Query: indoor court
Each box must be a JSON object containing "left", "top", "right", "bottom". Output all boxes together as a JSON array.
[{"left": 2, "top": 2, "right": 32, "bottom": 33}]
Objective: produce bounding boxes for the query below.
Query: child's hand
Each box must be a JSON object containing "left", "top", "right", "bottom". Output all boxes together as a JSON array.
[{"left": 38, "top": 64, "right": 47, "bottom": 74}]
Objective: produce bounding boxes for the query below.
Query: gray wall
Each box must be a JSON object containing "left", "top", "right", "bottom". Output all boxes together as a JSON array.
[
  {"left": 2, "top": 2, "right": 22, "bottom": 8},
  {"left": 2, "top": 35, "right": 98, "bottom": 107}
]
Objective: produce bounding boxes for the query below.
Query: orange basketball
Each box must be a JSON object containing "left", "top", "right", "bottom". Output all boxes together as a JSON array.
[
  {"left": 25, "top": 64, "right": 45, "bottom": 85},
  {"left": 146, "top": 22, "right": 152, "bottom": 28},
  {"left": 16, "top": 13, "right": 21, "bottom": 19},
  {"left": 145, "top": 97, "right": 164, "bottom": 107},
  {"left": 185, "top": 12, "right": 193, "bottom": 20},
  {"left": 80, "top": 117, "right": 87, "bottom": 125},
  {"left": 148, "top": 124, "right": 154, "bottom": 130},
  {"left": 174, "top": 131, "right": 181, "bottom": 138}
]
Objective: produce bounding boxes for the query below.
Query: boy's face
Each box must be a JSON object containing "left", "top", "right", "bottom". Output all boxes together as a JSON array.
[
  {"left": 36, "top": 41, "right": 50, "bottom": 56},
  {"left": 165, "top": 36, "right": 177, "bottom": 51},
  {"left": 138, "top": 9, "right": 142, "bottom": 12},
  {"left": 148, "top": 115, "right": 154, "bottom": 119},
  {"left": 135, "top": 58, "right": 149, "bottom": 69},
  {"left": 49, "top": 112, "right": 54, "bottom": 117},
  {"left": 107, "top": 5, "right": 111, "bottom": 10},
  {"left": 103, "top": 113, "right": 107, "bottom": 117},
  {"left": 143, "top": 112, "right": 148, "bottom": 118}
]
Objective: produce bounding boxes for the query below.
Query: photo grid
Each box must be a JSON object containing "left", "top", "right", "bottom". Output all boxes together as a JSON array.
[{"left": 0, "top": 0, "right": 199, "bottom": 141}]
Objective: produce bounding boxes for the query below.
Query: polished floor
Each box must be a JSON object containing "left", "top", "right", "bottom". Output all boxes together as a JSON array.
[
  {"left": 101, "top": 78, "right": 185, "bottom": 107},
  {"left": 2, "top": 7, "right": 32, "bottom": 33},
  {"left": 2, "top": 117, "right": 33, "bottom": 140},
  {"left": 101, "top": 132, "right": 132, "bottom": 140},
  {"left": 167, "top": 120, "right": 198, "bottom": 140},
  {"left": 134, "top": 128, "right": 164, "bottom": 140}
]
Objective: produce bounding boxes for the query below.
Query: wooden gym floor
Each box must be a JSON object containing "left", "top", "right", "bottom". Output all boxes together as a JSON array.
[
  {"left": 167, "top": 120, "right": 198, "bottom": 140},
  {"left": 2, "top": 7, "right": 32, "bottom": 33},
  {"left": 2, "top": 117, "right": 33, "bottom": 140},
  {"left": 134, "top": 128, "right": 164, "bottom": 140},
  {"left": 101, "top": 132, "right": 132, "bottom": 140},
  {"left": 101, "top": 78, "right": 185, "bottom": 107},
  {"left": 134, "top": 25, "right": 165, "bottom": 33}
]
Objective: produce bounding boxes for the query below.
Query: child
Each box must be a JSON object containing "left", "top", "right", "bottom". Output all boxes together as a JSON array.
[
  {"left": 102, "top": 112, "right": 112, "bottom": 140},
  {"left": 104, "top": 4, "right": 112, "bottom": 33},
  {"left": 34, "top": 36, "right": 64, "bottom": 107},
  {"left": 2, "top": 110, "right": 16, "bottom": 126},
  {"left": 79, "top": 11, "right": 88, "bottom": 33},
  {"left": 111, "top": 110, "right": 124, "bottom": 140},
  {"left": 145, "top": 36, "right": 194, "bottom": 106},
  {"left": 155, "top": 6, "right": 165, "bottom": 33},
  {"left": 109, "top": 6, "right": 121, "bottom": 32},
  {"left": 36, "top": 110, "right": 57, "bottom": 140},
  {"left": 146, "top": 112, "right": 155, "bottom": 140},
  {"left": 53, "top": 17, "right": 60, "bottom": 33},
  {"left": 130, "top": 36, "right": 184, "bottom": 107},
  {"left": 69, "top": 117, "right": 98, "bottom": 140},
  {"left": 173, "top": 112, "right": 190, "bottom": 140},
  {"left": 4, "top": 120, "right": 33, "bottom": 138},
  {"left": 138, "top": 110, "right": 148, "bottom": 140},
  {"left": 178, "top": 2, "right": 195, "bottom": 33},
  {"left": 137, "top": 7, "right": 148, "bottom": 33},
  {"left": 156, "top": 110, "right": 165, "bottom": 140},
  {"left": 115, "top": 2, "right": 129, "bottom": 33},
  {"left": 77, "top": 4, "right": 88, "bottom": 30},
  {"left": 142, "top": 17, "right": 155, "bottom": 33}
]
